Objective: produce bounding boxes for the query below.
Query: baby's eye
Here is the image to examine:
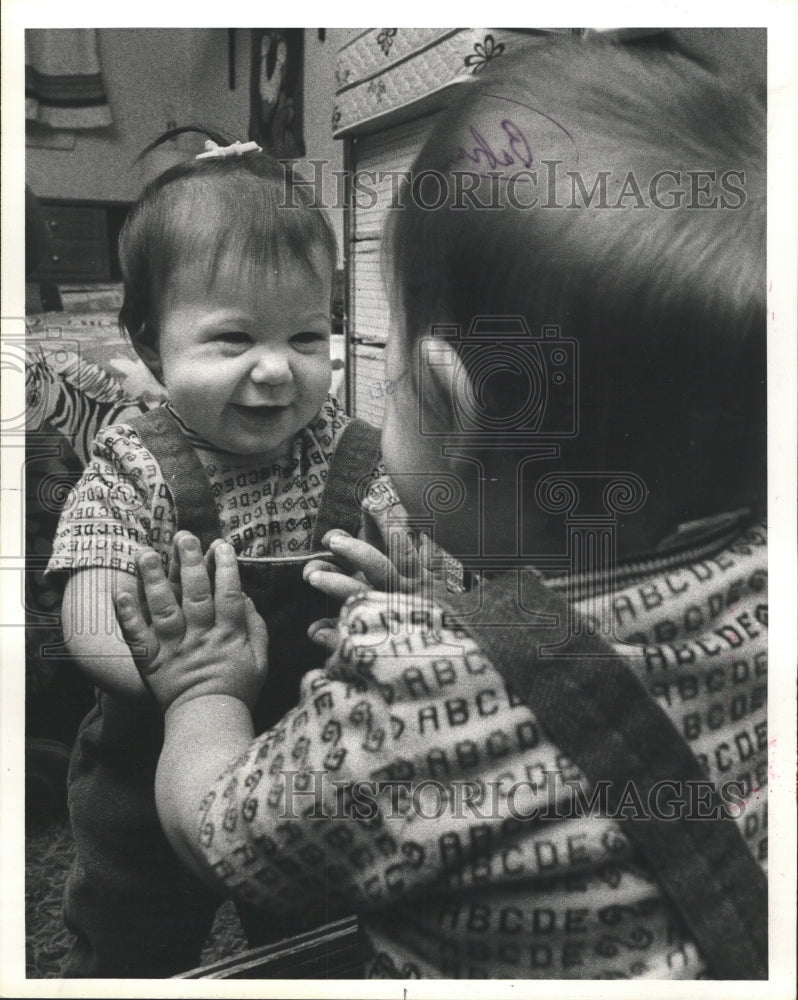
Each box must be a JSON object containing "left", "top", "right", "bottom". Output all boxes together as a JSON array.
[
  {"left": 290, "top": 331, "right": 327, "bottom": 347},
  {"left": 212, "top": 332, "right": 251, "bottom": 346}
]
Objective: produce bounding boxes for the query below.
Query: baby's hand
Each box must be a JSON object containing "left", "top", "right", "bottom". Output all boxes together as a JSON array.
[
  {"left": 303, "top": 509, "right": 446, "bottom": 607},
  {"left": 116, "top": 532, "right": 268, "bottom": 713}
]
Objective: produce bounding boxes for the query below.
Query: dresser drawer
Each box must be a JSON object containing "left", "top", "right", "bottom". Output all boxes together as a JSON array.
[
  {"left": 43, "top": 204, "right": 106, "bottom": 241},
  {"left": 37, "top": 238, "right": 110, "bottom": 279}
]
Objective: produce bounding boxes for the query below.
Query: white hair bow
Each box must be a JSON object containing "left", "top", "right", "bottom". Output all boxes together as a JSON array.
[{"left": 195, "top": 139, "right": 262, "bottom": 160}]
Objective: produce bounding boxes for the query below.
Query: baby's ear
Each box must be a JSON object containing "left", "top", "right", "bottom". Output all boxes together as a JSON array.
[
  {"left": 425, "top": 339, "right": 464, "bottom": 399},
  {"left": 131, "top": 331, "right": 164, "bottom": 383},
  {"left": 418, "top": 338, "right": 468, "bottom": 434}
]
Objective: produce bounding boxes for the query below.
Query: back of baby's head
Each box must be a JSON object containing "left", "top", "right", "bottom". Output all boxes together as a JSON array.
[
  {"left": 387, "top": 34, "right": 765, "bottom": 459},
  {"left": 119, "top": 131, "right": 337, "bottom": 357}
]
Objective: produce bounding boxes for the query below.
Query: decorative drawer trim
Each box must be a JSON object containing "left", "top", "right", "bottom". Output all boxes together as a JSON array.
[{"left": 334, "top": 28, "right": 559, "bottom": 137}]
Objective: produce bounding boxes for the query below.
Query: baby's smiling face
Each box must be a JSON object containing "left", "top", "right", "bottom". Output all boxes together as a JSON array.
[{"left": 152, "top": 252, "right": 332, "bottom": 458}]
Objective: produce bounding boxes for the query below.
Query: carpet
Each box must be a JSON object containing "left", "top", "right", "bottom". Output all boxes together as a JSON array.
[{"left": 25, "top": 816, "right": 246, "bottom": 978}]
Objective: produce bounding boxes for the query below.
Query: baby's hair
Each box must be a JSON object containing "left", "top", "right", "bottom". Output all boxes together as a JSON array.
[
  {"left": 385, "top": 34, "right": 765, "bottom": 463},
  {"left": 119, "top": 125, "right": 337, "bottom": 369}
]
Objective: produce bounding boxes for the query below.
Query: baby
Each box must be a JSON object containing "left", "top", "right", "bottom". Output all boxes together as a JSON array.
[{"left": 46, "top": 130, "right": 382, "bottom": 976}]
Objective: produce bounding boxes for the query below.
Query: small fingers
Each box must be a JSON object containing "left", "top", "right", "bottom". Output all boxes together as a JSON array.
[
  {"left": 204, "top": 537, "right": 228, "bottom": 585},
  {"left": 212, "top": 541, "right": 247, "bottom": 631},
  {"left": 173, "top": 532, "right": 215, "bottom": 629},
  {"left": 114, "top": 589, "right": 156, "bottom": 665},
  {"left": 305, "top": 567, "right": 370, "bottom": 603},
  {"left": 243, "top": 595, "right": 269, "bottom": 680},
  {"left": 307, "top": 617, "right": 340, "bottom": 653},
  {"left": 323, "top": 530, "right": 398, "bottom": 591},
  {"left": 386, "top": 524, "right": 423, "bottom": 581},
  {"left": 136, "top": 549, "right": 185, "bottom": 642},
  {"left": 167, "top": 540, "right": 183, "bottom": 603},
  {"left": 326, "top": 528, "right": 426, "bottom": 594},
  {"left": 304, "top": 558, "right": 346, "bottom": 579}
]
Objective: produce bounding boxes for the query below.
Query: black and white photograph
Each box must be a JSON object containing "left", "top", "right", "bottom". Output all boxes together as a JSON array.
[{"left": 1, "top": 5, "right": 795, "bottom": 996}]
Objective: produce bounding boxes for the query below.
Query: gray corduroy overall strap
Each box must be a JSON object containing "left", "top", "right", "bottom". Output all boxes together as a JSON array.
[{"left": 441, "top": 575, "right": 768, "bottom": 980}]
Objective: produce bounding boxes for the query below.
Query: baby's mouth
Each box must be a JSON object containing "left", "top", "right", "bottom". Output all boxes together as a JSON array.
[{"left": 230, "top": 402, "right": 289, "bottom": 419}]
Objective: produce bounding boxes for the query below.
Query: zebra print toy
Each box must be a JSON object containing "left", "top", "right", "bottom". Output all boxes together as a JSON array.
[
  {"left": 25, "top": 346, "right": 157, "bottom": 752},
  {"left": 25, "top": 345, "right": 154, "bottom": 467},
  {"left": 24, "top": 345, "right": 159, "bottom": 815}
]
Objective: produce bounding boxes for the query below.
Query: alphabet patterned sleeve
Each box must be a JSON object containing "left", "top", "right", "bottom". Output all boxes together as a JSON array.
[
  {"left": 196, "top": 524, "right": 767, "bottom": 979},
  {"left": 46, "top": 423, "right": 173, "bottom": 579}
]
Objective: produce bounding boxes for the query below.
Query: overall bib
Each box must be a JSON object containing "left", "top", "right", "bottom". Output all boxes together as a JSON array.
[{"left": 62, "top": 409, "right": 381, "bottom": 977}]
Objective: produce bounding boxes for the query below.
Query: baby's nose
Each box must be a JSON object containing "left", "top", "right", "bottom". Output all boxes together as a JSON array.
[{"left": 250, "top": 348, "right": 291, "bottom": 384}]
